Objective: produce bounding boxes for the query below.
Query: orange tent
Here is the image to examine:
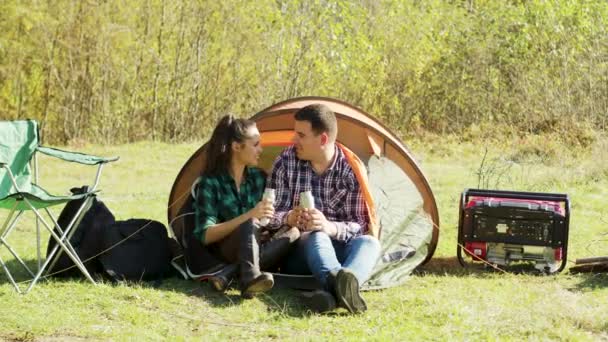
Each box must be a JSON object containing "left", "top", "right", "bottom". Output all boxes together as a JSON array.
[{"left": 168, "top": 97, "right": 439, "bottom": 289}]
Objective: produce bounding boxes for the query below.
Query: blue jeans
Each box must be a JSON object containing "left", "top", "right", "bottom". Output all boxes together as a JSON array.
[{"left": 284, "top": 231, "right": 381, "bottom": 290}]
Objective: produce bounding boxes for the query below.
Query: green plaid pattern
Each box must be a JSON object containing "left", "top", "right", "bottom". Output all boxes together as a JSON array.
[{"left": 193, "top": 167, "right": 265, "bottom": 244}]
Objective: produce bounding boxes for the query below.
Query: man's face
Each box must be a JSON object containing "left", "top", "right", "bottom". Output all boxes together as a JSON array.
[{"left": 292, "top": 120, "right": 324, "bottom": 161}]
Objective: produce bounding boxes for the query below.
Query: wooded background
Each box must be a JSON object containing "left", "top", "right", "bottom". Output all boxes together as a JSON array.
[{"left": 1, "top": 0, "right": 606, "bottom": 144}]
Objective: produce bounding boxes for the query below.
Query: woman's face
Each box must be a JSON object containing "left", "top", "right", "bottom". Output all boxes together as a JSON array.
[{"left": 233, "top": 124, "right": 262, "bottom": 167}]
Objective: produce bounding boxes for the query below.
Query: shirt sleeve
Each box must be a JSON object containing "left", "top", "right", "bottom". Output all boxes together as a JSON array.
[
  {"left": 250, "top": 167, "right": 267, "bottom": 208},
  {"left": 193, "top": 176, "right": 219, "bottom": 244},
  {"left": 267, "top": 152, "right": 292, "bottom": 227},
  {"left": 332, "top": 172, "right": 369, "bottom": 242}
]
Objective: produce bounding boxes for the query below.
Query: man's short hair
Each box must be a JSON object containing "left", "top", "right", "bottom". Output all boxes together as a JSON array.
[{"left": 294, "top": 104, "right": 337, "bottom": 141}]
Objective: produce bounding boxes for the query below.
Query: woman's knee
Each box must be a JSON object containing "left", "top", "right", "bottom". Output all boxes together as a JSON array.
[{"left": 238, "top": 219, "right": 256, "bottom": 232}]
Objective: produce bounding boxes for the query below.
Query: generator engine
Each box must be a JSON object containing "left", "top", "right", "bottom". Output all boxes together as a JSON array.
[{"left": 457, "top": 189, "right": 570, "bottom": 273}]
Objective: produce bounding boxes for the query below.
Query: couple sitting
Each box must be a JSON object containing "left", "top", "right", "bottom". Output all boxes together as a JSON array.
[{"left": 193, "top": 104, "right": 381, "bottom": 314}]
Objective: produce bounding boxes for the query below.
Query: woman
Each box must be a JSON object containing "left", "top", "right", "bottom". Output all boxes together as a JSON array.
[{"left": 193, "top": 114, "right": 299, "bottom": 298}]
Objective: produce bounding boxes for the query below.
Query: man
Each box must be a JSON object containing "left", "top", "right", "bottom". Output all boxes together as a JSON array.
[{"left": 267, "top": 103, "right": 381, "bottom": 314}]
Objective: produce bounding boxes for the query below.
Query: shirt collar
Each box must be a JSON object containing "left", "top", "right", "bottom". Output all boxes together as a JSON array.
[
  {"left": 299, "top": 145, "right": 341, "bottom": 174},
  {"left": 326, "top": 145, "right": 341, "bottom": 171},
  {"left": 218, "top": 166, "right": 253, "bottom": 185}
]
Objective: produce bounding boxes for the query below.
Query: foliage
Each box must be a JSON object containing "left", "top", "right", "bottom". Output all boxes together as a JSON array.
[{"left": 0, "top": 0, "right": 607, "bottom": 144}]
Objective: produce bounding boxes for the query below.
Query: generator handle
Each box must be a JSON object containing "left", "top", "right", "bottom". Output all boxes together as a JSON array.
[{"left": 462, "top": 188, "right": 569, "bottom": 206}]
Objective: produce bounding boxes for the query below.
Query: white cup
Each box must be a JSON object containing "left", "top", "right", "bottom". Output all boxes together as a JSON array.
[
  {"left": 259, "top": 188, "right": 275, "bottom": 226},
  {"left": 299, "top": 190, "right": 315, "bottom": 209}
]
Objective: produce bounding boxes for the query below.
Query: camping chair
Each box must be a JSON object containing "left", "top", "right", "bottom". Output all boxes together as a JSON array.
[{"left": 0, "top": 120, "right": 118, "bottom": 293}]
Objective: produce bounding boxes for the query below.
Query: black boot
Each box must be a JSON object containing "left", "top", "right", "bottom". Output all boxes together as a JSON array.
[
  {"left": 239, "top": 220, "right": 274, "bottom": 298},
  {"left": 207, "top": 263, "right": 238, "bottom": 292},
  {"left": 300, "top": 269, "right": 338, "bottom": 313},
  {"left": 334, "top": 268, "right": 367, "bottom": 314},
  {"left": 300, "top": 290, "right": 336, "bottom": 313}
]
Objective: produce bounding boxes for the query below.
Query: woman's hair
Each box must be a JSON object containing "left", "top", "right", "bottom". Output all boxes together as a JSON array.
[{"left": 204, "top": 114, "right": 256, "bottom": 175}]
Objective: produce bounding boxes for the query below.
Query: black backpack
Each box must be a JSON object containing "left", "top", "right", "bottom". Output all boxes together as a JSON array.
[
  {"left": 47, "top": 188, "right": 175, "bottom": 282},
  {"left": 99, "top": 219, "right": 173, "bottom": 281},
  {"left": 46, "top": 186, "right": 115, "bottom": 278}
]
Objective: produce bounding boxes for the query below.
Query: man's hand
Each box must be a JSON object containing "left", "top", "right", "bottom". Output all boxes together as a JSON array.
[
  {"left": 300, "top": 208, "right": 337, "bottom": 237},
  {"left": 286, "top": 207, "right": 305, "bottom": 228}
]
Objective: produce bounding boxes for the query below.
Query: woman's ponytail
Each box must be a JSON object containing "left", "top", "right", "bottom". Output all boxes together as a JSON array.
[{"left": 204, "top": 114, "right": 255, "bottom": 175}]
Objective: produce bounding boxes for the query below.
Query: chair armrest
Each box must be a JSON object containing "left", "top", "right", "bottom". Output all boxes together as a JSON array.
[{"left": 36, "top": 146, "right": 119, "bottom": 165}]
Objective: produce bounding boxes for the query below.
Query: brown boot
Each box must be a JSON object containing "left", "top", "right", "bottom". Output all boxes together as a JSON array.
[{"left": 207, "top": 263, "right": 238, "bottom": 292}]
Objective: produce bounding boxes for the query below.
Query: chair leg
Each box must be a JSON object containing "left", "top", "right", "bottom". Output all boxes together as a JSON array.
[
  {"left": 33, "top": 153, "right": 41, "bottom": 271},
  {"left": 23, "top": 198, "right": 96, "bottom": 293},
  {"left": 0, "top": 255, "right": 22, "bottom": 294},
  {"left": 0, "top": 203, "right": 18, "bottom": 238},
  {"left": 43, "top": 197, "right": 94, "bottom": 275},
  {"left": 0, "top": 196, "right": 98, "bottom": 294},
  {"left": 0, "top": 210, "right": 35, "bottom": 277},
  {"left": 44, "top": 207, "right": 82, "bottom": 264}
]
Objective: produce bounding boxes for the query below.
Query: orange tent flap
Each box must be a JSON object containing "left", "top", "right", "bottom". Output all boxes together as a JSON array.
[
  {"left": 337, "top": 143, "right": 379, "bottom": 238},
  {"left": 260, "top": 130, "right": 293, "bottom": 147}
]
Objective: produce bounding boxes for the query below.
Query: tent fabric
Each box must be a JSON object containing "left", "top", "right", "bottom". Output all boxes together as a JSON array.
[
  {"left": 365, "top": 155, "right": 434, "bottom": 289},
  {"left": 167, "top": 96, "right": 440, "bottom": 289}
]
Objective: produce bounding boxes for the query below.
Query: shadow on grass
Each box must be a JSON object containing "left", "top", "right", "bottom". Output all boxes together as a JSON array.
[
  {"left": 153, "top": 277, "right": 343, "bottom": 318},
  {"left": 414, "top": 257, "right": 557, "bottom": 277},
  {"left": 0, "top": 257, "right": 340, "bottom": 317},
  {"left": 0, "top": 257, "right": 43, "bottom": 284},
  {"left": 414, "top": 257, "right": 487, "bottom": 277},
  {"left": 570, "top": 272, "right": 608, "bottom": 290},
  {"left": 0, "top": 257, "right": 405, "bottom": 318}
]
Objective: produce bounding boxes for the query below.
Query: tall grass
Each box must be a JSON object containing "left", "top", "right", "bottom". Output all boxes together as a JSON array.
[{"left": 0, "top": 137, "right": 606, "bottom": 340}]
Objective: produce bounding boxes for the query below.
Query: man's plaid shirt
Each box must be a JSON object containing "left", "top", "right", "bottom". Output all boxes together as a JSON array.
[{"left": 267, "top": 145, "right": 369, "bottom": 242}]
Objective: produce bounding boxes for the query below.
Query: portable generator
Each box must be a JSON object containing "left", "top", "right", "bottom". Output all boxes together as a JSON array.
[{"left": 457, "top": 189, "right": 570, "bottom": 273}]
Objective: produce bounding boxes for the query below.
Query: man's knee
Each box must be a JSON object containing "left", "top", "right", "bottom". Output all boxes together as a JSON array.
[
  {"left": 354, "top": 234, "right": 380, "bottom": 248},
  {"left": 304, "top": 231, "right": 331, "bottom": 248}
]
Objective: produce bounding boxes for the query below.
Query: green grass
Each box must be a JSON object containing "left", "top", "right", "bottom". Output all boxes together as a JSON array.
[{"left": 1, "top": 137, "right": 607, "bottom": 341}]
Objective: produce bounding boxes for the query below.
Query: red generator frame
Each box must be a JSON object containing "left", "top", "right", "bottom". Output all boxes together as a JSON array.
[{"left": 457, "top": 189, "right": 570, "bottom": 273}]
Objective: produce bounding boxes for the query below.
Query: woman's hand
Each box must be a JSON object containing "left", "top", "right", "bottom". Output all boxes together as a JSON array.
[{"left": 248, "top": 199, "right": 275, "bottom": 221}]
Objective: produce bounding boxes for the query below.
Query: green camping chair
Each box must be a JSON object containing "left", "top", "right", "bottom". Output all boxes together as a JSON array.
[{"left": 0, "top": 120, "right": 118, "bottom": 293}]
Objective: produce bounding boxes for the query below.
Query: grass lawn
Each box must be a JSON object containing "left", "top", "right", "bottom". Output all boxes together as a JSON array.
[{"left": 1, "top": 137, "right": 607, "bottom": 341}]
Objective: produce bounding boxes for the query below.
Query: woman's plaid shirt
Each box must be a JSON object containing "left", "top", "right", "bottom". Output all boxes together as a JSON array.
[
  {"left": 267, "top": 145, "right": 369, "bottom": 242},
  {"left": 193, "top": 167, "right": 265, "bottom": 244}
]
